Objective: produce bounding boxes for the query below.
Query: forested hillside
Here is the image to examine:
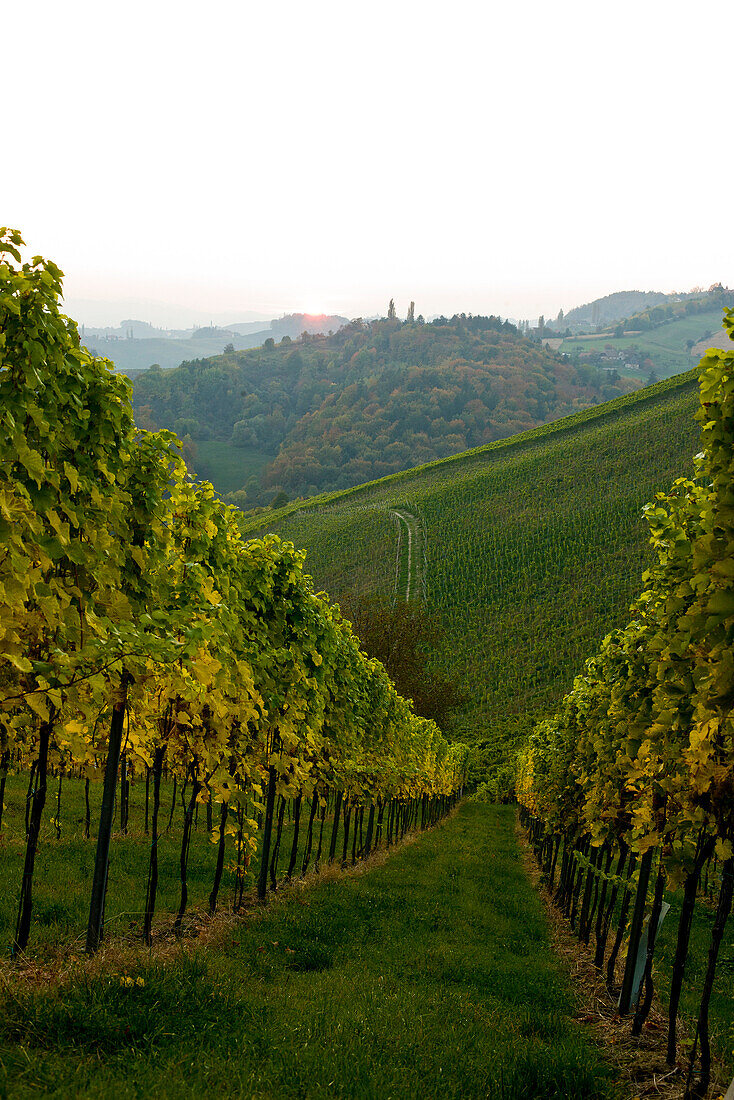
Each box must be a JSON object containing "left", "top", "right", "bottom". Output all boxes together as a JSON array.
[
  {"left": 562, "top": 284, "right": 732, "bottom": 333},
  {"left": 132, "top": 314, "right": 635, "bottom": 502},
  {"left": 242, "top": 369, "right": 703, "bottom": 780},
  {"left": 563, "top": 290, "right": 670, "bottom": 330}
]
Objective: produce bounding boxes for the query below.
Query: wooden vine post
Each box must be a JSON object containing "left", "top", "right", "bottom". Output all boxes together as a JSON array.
[{"left": 86, "top": 673, "right": 130, "bottom": 954}]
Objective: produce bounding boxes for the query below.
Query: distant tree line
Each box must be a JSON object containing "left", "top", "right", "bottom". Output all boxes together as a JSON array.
[{"left": 612, "top": 286, "right": 734, "bottom": 337}]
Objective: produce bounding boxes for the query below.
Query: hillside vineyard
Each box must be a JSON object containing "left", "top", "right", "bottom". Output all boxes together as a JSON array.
[
  {"left": 245, "top": 370, "right": 702, "bottom": 773},
  {"left": 3, "top": 227, "right": 734, "bottom": 1097}
]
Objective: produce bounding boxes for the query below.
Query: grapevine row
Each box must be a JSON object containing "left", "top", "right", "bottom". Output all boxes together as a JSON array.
[
  {"left": 517, "top": 311, "right": 734, "bottom": 1097},
  {"left": 0, "top": 229, "right": 468, "bottom": 955}
]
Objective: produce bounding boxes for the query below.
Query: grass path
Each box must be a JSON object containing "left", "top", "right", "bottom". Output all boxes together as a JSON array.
[
  {"left": 392, "top": 509, "right": 422, "bottom": 603},
  {"left": 0, "top": 804, "right": 615, "bottom": 1099}
]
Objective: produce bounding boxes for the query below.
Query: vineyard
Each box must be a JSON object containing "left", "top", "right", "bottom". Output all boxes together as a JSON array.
[
  {"left": 4, "top": 223, "right": 734, "bottom": 1099},
  {"left": 243, "top": 366, "right": 702, "bottom": 770},
  {"left": 240, "top": 320, "right": 734, "bottom": 1093},
  {"left": 0, "top": 804, "right": 617, "bottom": 1099},
  {"left": 516, "top": 314, "right": 734, "bottom": 1097},
  {"left": 0, "top": 229, "right": 467, "bottom": 958}
]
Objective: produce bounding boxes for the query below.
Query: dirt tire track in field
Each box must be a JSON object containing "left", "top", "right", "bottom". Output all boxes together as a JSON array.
[{"left": 391, "top": 509, "right": 421, "bottom": 603}]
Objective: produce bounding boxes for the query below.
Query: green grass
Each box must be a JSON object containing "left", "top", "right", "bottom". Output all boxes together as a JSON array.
[
  {"left": 194, "top": 440, "right": 269, "bottom": 495},
  {"left": 0, "top": 804, "right": 616, "bottom": 1099},
  {"left": 0, "top": 772, "right": 356, "bottom": 956},
  {"left": 654, "top": 879, "right": 734, "bottom": 1081},
  {"left": 559, "top": 309, "right": 728, "bottom": 378},
  {"left": 242, "top": 371, "right": 702, "bottom": 750},
  {"left": 0, "top": 773, "right": 255, "bottom": 954}
]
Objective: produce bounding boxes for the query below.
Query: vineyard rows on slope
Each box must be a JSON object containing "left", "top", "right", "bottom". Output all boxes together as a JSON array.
[
  {"left": 0, "top": 804, "right": 616, "bottom": 1099},
  {"left": 244, "top": 370, "right": 703, "bottom": 772}
]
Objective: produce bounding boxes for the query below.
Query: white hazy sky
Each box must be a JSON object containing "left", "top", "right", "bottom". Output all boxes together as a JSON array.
[{"left": 5, "top": 0, "right": 733, "bottom": 327}]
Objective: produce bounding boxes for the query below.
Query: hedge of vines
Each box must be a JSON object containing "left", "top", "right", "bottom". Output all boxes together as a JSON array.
[
  {"left": 517, "top": 310, "right": 734, "bottom": 1098},
  {"left": 0, "top": 229, "right": 468, "bottom": 957}
]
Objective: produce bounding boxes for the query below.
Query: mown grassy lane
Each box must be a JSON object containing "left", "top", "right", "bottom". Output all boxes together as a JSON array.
[{"left": 0, "top": 804, "right": 615, "bottom": 1099}]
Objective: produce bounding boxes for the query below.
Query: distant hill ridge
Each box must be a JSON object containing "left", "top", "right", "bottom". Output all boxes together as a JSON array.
[
  {"left": 555, "top": 286, "right": 734, "bottom": 384},
  {"left": 563, "top": 290, "right": 670, "bottom": 329},
  {"left": 132, "top": 313, "right": 637, "bottom": 503},
  {"left": 82, "top": 312, "right": 350, "bottom": 374},
  {"left": 562, "top": 284, "right": 730, "bottom": 332}
]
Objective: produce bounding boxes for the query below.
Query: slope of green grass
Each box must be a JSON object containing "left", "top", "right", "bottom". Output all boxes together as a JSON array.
[
  {"left": 0, "top": 804, "right": 616, "bottom": 1099},
  {"left": 4, "top": 776, "right": 731, "bottom": 1093},
  {"left": 194, "top": 440, "right": 269, "bottom": 495},
  {"left": 560, "top": 310, "right": 726, "bottom": 378},
  {"left": 243, "top": 370, "right": 702, "bottom": 755}
]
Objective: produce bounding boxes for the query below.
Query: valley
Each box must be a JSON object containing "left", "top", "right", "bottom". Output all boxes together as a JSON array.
[
  {"left": 243, "top": 370, "right": 703, "bottom": 774},
  {"left": 3, "top": 229, "right": 734, "bottom": 1097}
]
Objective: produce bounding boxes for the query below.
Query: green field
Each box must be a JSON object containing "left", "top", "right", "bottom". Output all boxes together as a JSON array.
[
  {"left": 194, "top": 440, "right": 270, "bottom": 495},
  {"left": 242, "top": 371, "right": 702, "bottom": 761},
  {"left": 560, "top": 309, "right": 728, "bottom": 379},
  {"left": 0, "top": 804, "right": 616, "bottom": 1099}
]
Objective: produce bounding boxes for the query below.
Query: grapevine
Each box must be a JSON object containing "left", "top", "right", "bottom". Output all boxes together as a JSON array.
[
  {"left": 517, "top": 308, "right": 734, "bottom": 1096},
  {"left": 0, "top": 229, "right": 469, "bottom": 957}
]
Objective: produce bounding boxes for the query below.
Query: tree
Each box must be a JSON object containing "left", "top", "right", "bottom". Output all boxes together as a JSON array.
[
  {"left": 223, "top": 488, "right": 249, "bottom": 510},
  {"left": 387, "top": 299, "right": 397, "bottom": 320},
  {"left": 407, "top": 301, "right": 415, "bottom": 323},
  {"left": 342, "top": 596, "right": 465, "bottom": 728},
  {"left": 232, "top": 420, "right": 258, "bottom": 448},
  {"left": 173, "top": 417, "right": 199, "bottom": 438}
]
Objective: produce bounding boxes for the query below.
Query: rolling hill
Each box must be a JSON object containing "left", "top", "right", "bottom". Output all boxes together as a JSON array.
[
  {"left": 83, "top": 312, "right": 350, "bottom": 375},
  {"left": 562, "top": 290, "right": 670, "bottom": 330},
  {"left": 84, "top": 328, "right": 271, "bottom": 373},
  {"left": 561, "top": 284, "right": 732, "bottom": 333},
  {"left": 240, "top": 367, "right": 703, "bottom": 778},
  {"left": 132, "top": 314, "right": 636, "bottom": 504},
  {"left": 557, "top": 287, "right": 734, "bottom": 382}
]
